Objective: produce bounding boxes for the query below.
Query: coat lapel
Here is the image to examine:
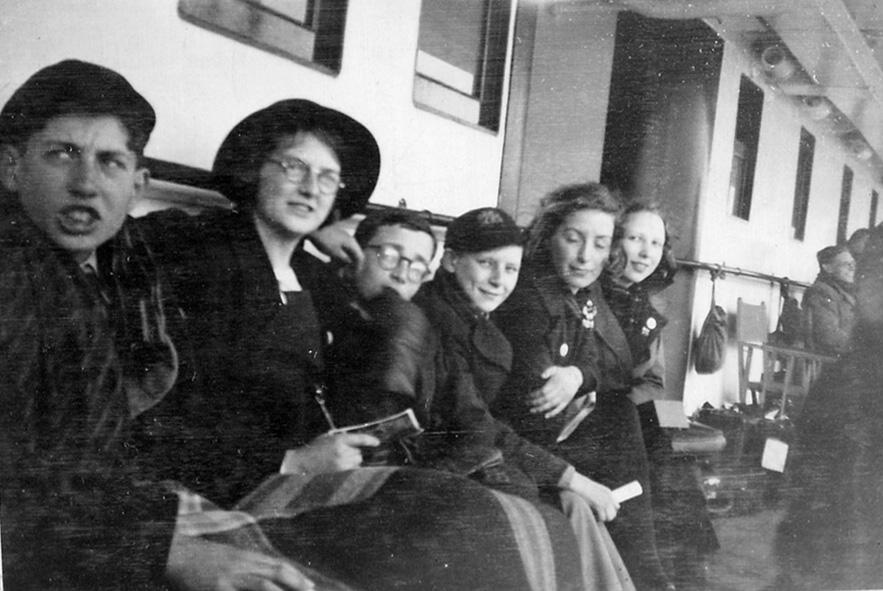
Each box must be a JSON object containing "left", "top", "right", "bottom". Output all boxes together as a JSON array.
[
  {"left": 589, "top": 282, "right": 634, "bottom": 370},
  {"left": 471, "top": 316, "right": 512, "bottom": 371}
]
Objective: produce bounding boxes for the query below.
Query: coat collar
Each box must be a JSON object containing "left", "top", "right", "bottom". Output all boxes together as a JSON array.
[
  {"left": 419, "top": 272, "right": 513, "bottom": 371},
  {"left": 601, "top": 273, "right": 668, "bottom": 350},
  {"left": 586, "top": 282, "right": 634, "bottom": 367},
  {"left": 815, "top": 271, "right": 856, "bottom": 306},
  {"left": 530, "top": 274, "right": 634, "bottom": 367},
  {"left": 207, "top": 210, "right": 327, "bottom": 308}
]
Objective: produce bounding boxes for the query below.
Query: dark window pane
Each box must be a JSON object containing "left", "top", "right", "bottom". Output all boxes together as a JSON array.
[
  {"left": 837, "top": 166, "right": 853, "bottom": 244},
  {"left": 730, "top": 76, "right": 763, "bottom": 220},
  {"left": 791, "top": 128, "right": 815, "bottom": 240}
]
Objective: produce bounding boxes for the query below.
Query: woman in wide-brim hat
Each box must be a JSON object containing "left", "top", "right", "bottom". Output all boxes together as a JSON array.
[
  {"left": 139, "top": 98, "right": 382, "bottom": 507},
  {"left": 211, "top": 98, "right": 380, "bottom": 222}
]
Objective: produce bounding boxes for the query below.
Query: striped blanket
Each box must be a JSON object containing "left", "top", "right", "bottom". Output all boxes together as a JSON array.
[{"left": 176, "top": 467, "right": 584, "bottom": 591}]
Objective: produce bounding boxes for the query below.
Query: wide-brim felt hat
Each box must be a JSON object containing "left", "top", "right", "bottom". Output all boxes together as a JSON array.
[{"left": 212, "top": 99, "right": 380, "bottom": 220}]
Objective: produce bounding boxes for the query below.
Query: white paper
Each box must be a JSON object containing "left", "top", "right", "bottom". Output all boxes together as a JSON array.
[
  {"left": 654, "top": 399, "right": 690, "bottom": 429},
  {"left": 612, "top": 480, "right": 643, "bottom": 504},
  {"left": 761, "top": 437, "right": 789, "bottom": 473}
]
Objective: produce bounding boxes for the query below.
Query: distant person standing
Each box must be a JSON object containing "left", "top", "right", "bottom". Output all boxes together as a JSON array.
[
  {"left": 775, "top": 224, "right": 883, "bottom": 590},
  {"left": 801, "top": 244, "right": 856, "bottom": 356}
]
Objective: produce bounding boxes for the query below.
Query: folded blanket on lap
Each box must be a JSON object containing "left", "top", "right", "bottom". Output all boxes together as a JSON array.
[{"left": 175, "top": 467, "right": 583, "bottom": 591}]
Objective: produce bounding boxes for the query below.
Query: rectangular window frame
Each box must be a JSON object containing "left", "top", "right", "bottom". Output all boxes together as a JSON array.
[
  {"left": 729, "top": 76, "right": 764, "bottom": 220},
  {"left": 179, "top": 0, "right": 348, "bottom": 73},
  {"left": 837, "top": 165, "right": 853, "bottom": 244},
  {"left": 791, "top": 128, "right": 815, "bottom": 241},
  {"left": 413, "top": 0, "right": 511, "bottom": 133}
]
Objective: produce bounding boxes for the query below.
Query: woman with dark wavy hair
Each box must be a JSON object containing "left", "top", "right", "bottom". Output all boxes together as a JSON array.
[{"left": 494, "top": 183, "right": 673, "bottom": 590}]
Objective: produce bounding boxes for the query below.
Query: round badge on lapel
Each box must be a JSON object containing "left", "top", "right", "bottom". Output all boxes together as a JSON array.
[{"left": 559, "top": 343, "right": 569, "bottom": 358}]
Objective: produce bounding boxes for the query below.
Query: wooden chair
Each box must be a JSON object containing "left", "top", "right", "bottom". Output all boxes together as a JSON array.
[{"left": 736, "top": 298, "right": 835, "bottom": 417}]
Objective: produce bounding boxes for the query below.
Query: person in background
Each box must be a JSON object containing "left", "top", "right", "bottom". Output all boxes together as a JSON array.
[
  {"left": 776, "top": 223, "right": 883, "bottom": 589},
  {"left": 0, "top": 59, "right": 313, "bottom": 591},
  {"left": 801, "top": 244, "right": 856, "bottom": 356},
  {"left": 601, "top": 201, "right": 718, "bottom": 589},
  {"left": 494, "top": 183, "right": 673, "bottom": 591}
]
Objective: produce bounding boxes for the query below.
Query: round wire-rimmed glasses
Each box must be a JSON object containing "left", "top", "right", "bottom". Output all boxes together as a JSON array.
[
  {"left": 265, "top": 156, "right": 345, "bottom": 195},
  {"left": 365, "top": 243, "right": 431, "bottom": 283}
]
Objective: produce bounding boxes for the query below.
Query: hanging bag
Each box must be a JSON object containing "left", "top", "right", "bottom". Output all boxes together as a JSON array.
[
  {"left": 768, "top": 282, "right": 802, "bottom": 347},
  {"left": 694, "top": 272, "right": 728, "bottom": 374}
]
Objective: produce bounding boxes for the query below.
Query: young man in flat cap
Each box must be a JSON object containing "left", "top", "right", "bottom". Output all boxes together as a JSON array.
[
  {"left": 0, "top": 60, "right": 312, "bottom": 591},
  {"left": 802, "top": 244, "right": 857, "bottom": 356}
]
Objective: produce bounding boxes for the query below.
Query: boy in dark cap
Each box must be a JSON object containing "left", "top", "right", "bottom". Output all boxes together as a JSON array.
[{"left": 0, "top": 60, "right": 312, "bottom": 591}]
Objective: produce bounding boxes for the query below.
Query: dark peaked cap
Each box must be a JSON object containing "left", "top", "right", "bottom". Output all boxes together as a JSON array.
[
  {"left": 445, "top": 207, "right": 525, "bottom": 253},
  {"left": 212, "top": 99, "right": 381, "bottom": 220},
  {"left": 0, "top": 59, "right": 155, "bottom": 151}
]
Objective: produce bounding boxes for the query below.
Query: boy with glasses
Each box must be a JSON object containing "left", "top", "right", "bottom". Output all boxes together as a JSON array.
[{"left": 323, "top": 209, "right": 437, "bottom": 434}]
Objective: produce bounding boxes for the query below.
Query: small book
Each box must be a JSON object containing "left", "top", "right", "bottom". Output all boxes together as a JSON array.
[{"left": 329, "top": 408, "right": 423, "bottom": 442}]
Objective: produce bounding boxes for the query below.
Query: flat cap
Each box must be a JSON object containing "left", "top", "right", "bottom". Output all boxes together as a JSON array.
[
  {"left": 817, "top": 244, "right": 849, "bottom": 266},
  {"left": 445, "top": 207, "right": 525, "bottom": 253},
  {"left": 0, "top": 59, "right": 155, "bottom": 152}
]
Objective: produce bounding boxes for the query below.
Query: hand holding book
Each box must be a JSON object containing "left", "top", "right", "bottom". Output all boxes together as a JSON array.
[
  {"left": 329, "top": 408, "right": 424, "bottom": 442},
  {"left": 280, "top": 431, "right": 381, "bottom": 476}
]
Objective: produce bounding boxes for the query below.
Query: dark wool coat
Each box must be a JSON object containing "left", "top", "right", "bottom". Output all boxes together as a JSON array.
[
  {"left": 414, "top": 271, "right": 571, "bottom": 487},
  {"left": 494, "top": 273, "right": 671, "bottom": 589},
  {"left": 0, "top": 210, "right": 179, "bottom": 590},
  {"left": 801, "top": 271, "right": 856, "bottom": 356},
  {"left": 493, "top": 275, "right": 642, "bottom": 446},
  {"left": 138, "top": 208, "right": 347, "bottom": 507},
  {"left": 601, "top": 272, "right": 719, "bottom": 560}
]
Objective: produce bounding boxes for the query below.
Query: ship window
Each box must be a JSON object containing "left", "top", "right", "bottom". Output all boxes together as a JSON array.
[
  {"left": 791, "top": 128, "right": 815, "bottom": 240},
  {"left": 179, "top": 0, "right": 348, "bottom": 73},
  {"left": 728, "top": 76, "right": 764, "bottom": 220},
  {"left": 837, "top": 165, "right": 853, "bottom": 244},
  {"left": 413, "top": 0, "right": 511, "bottom": 132}
]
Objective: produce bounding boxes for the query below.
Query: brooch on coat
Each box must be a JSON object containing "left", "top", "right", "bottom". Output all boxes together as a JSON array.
[
  {"left": 581, "top": 299, "right": 597, "bottom": 329},
  {"left": 641, "top": 317, "right": 657, "bottom": 337}
]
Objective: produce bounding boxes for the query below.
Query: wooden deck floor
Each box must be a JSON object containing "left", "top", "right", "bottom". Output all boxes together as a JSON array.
[{"left": 703, "top": 507, "right": 783, "bottom": 591}]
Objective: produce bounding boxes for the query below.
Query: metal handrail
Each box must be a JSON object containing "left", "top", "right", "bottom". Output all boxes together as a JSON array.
[{"left": 676, "top": 258, "right": 810, "bottom": 289}]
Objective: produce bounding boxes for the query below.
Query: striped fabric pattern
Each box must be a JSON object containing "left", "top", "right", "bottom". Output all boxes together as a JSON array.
[
  {"left": 170, "top": 467, "right": 577, "bottom": 590},
  {"left": 489, "top": 488, "right": 558, "bottom": 591}
]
